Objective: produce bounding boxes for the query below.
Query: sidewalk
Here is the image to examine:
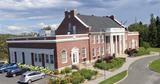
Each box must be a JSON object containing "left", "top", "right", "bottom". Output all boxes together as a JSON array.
[{"left": 87, "top": 53, "right": 159, "bottom": 84}]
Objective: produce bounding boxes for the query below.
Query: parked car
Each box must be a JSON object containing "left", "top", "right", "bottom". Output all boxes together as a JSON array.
[
  {"left": 18, "top": 71, "right": 45, "bottom": 84},
  {"left": 0, "top": 63, "right": 17, "bottom": 73},
  {"left": 6, "top": 67, "right": 30, "bottom": 77}
]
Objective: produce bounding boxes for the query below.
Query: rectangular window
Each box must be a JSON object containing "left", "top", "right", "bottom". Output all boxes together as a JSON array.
[
  {"left": 96, "top": 35, "right": 98, "bottom": 43},
  {"left": 22, "top": 52, "right": 25, "bottom": 64},
  {"left": 50, "top": 55, "right": 54, "bottom": 64},
  {"left": 35, "top": 53, "right": 37, "bottom": 62},
  {"left": 97, "top": 47, "right": 100, "bottom": 56},
  {"left": 93, "top": 35, "right": 96, "bottom": 44},
  {"left": 101, "top": 47, "right": 105, "bottom": 55},
  {"left": 92, "top": 48, "right": 96, "bottom": 57},
  {"left": 46, "top": 54, "right": 49, "bottom": 63},
  {"left": 82, "top": 48, "right": 87, "bottom": 58},
  {"left": 73, "top": 25, "right": 76, "bottom": 34},
  {"left": 101, "top": 35, "right": 104, "bottom": 43},
  {"left": 98, "top": 35, "right": 101, "bottom": 44},
  {"left": 38, "top": 54, "right": 42, "bottom": 62},
  {"left": 14, "top": 52, "right": 17, "bottom": 63}
]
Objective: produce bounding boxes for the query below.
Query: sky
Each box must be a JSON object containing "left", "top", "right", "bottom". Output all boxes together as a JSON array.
[{"left": 0, "top": 0, "right": 160, "bottom": 34}]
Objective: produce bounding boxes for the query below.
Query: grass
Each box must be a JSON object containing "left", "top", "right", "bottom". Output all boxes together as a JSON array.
[
  {"left": 99, "top": 70, "right": 127, "bottom": 84},
  {"left": 149, "top": 59, "right": 160, "bottom": 73},
  {"left": 148, "top": 48, "right": 160, "bottom": 52}
]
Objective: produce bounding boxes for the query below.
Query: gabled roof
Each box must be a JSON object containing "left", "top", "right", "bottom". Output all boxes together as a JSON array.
[{"left": 77, "top": 14, "right": 123, "bottom": 32}]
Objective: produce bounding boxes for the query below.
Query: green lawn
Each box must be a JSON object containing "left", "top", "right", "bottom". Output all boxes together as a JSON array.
[
  {"left": 148, "top": 48, "right": 160, "bottom": 52},
  {"left": 99, "top": 70, "right": 127, "bottom": 84},
  {"left": 149, "top": 59, "right": 160, "bottom": 73}
]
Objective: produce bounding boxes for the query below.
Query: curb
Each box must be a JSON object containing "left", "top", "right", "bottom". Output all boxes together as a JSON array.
[{"left": 115, "top": 70, "right": 128, "bottom": 84}]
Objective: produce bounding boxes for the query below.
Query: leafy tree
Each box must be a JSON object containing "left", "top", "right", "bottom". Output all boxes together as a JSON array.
[
  {"left": 0, "top": 34, "right": 16, "bottom": 61},
  {"left": 128, "top": 22, "right": 149, "bottom": 46}
]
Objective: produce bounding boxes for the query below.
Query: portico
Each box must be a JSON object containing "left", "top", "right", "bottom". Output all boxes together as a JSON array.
[{"left": 105, "top": 28, "right": 126, "bottom": 56}]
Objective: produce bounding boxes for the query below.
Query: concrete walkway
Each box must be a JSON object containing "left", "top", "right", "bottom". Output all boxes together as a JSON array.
[{"left": 87, "top": 53, "right": 159, "bottom": 84}]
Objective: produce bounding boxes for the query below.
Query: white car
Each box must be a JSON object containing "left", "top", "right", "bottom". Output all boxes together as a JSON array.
[{"left": 18, "top": 71, "right": 45, "bottom": 83}]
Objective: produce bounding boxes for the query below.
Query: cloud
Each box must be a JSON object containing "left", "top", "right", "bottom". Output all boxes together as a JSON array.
[
  {"left": 0, "top": 0, "right": 81, "bottom": 10},
  {"left": 146, "top": 0, "right": 160, "bottom": 5}
]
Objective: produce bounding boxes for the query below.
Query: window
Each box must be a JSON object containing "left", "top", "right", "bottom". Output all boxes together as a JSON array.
[
  {"left": 96, "top": 35, "right": 98, "bottom": 43},
  {"left": 68, "top": 23, "right": 71, "bottom": 33},
  {"left": 22, "top": 52, "right": 25, "bottom": 64},
  {"left": 92, "top": 48, "right": 96, "bottom": 57},
  {"left": 50, "top": 55, "right": 54, "bottom": 64},
  {"left": 93, "top": 35, "right": 96, "bottom": 44},
  {"left": 97, "top": 47, "right": 100, "bottom": 56},
  {"left": 81, "top": 48, "right": 87, "bottom": 58},
  {"left": 61, "top": 50, "right": 67, "bottom": 63},
  {"left": 38, "top": 54, "right": 42, "bottom": 62},
  {"left": 35, "top": 53, "right": 37, "bottom": 62},
  {"left": 101, "top": 47, "right": 105, "bottom": 55},
  {"left": 73, "top": 25, "right": 76, "bottom": 34},
  {"left": 14, "top": 52, "right": 17, "bottom": 63},
  {"left": 98, "top": 35, "right": 101, "bottom": 43},
  {"left": 46, "top": 54, "right": 49, "bottom": 63},
  {"left": 101, "top": 35, "right": 104, "bottom": 43}
]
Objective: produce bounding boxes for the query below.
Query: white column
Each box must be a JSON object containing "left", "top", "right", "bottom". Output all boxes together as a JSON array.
[
  {"left": 110, "top": 35, "right": 113, "bottom": 55},
  {"left": 115, "top": 35, "right": 118, "bottom": 55},
  {"left": 122, "top": 35, "right": 126, "bottom": 53},
  {"left": 119, "top": 35, "right": 122, "bottom": 54}
]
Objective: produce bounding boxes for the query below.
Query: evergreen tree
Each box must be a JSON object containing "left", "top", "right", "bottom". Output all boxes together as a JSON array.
[
  {"left": 156, "top": 16, "right": 160, "bottom": 47},
  {"left": 148, "top": 14, "right": 157, "bottom": 47}
]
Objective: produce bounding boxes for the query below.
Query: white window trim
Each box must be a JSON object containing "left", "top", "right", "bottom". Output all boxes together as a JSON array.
[
  {"left": 61, "top": 50, "right": 68, "bottom": 64},
  {"left": 82, "top": 48, "right": 87, "bottom": 58}
]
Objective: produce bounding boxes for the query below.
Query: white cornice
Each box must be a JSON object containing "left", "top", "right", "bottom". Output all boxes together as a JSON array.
[
  {"left": 74, "top": 15, "right": 89, "bottom": 28},
  {"left": 6, "top": 37, "right": 89, "bottom": 43}
]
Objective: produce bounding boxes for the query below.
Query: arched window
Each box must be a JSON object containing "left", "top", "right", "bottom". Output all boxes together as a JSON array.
[{"left": 61, "top": 50, "right": 67, "bottom": 63}]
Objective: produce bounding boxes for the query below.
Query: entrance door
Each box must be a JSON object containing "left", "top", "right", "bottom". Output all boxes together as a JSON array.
[{"left": 71, "top": 48, "right": 79, "bottom": 65}]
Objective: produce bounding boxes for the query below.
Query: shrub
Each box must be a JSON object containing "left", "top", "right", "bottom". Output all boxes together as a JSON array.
[
  {"left": 64, "top": 67, "right": 72, "bottom": 73},
  {"left": 94, "top": 58, "right": 125, "bottom": 70},
  {"left": 79, "top": 69, "right": 97, "bottom": 80},
  {"left": 54, "top": 70, "right": 60, "bottom": 75},
  {"left": 136, "top": 47, "right": 150, "bottom": 56},
  {"left": 141, "top": 41, "right": 150, "bottom": 49},
  {"left": 71, "top": 72, "right": 85, "bottom": 84}
]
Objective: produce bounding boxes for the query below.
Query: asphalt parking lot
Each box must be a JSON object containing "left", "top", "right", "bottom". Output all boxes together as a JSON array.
[{"left": 0, "top": 73, "right": 50, "bottom": 84}]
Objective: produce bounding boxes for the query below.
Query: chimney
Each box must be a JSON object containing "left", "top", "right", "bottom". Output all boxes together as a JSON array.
[
  {"left": 65, "top": 10, "right": 69, "bottom": 18},
  {"left": 70, "top": 9, "right": 77, "bottom": 16},
  {"left": 109, "top": 15, "right": 114, "bottom": 20}
]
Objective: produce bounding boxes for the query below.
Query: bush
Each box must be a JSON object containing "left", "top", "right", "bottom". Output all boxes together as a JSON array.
[
  {"left": 61, "top": 67, "right": 72, "bottom": 74},
  {"left": 94, "top": 58, "right": 125, "bottom": 70},
  {"left": 124, "top": 48, "right": 138, "bottom": 57},
  {"left": 71, "top": 72, "right": 84, "bottom": 84},
  {"left": 79, "top": 69, "right": 97, "bottom": 80},
  {"left": 136, "top": 47, "right": 150, "bottom": 56},
  {"left": 54, "top": 70, "right": 60, "bottom": 75}
]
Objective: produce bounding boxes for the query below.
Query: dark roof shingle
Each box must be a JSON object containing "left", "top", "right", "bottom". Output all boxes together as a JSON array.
[{"left": 77, "top": 14, "right": 123, "bottom": 32}]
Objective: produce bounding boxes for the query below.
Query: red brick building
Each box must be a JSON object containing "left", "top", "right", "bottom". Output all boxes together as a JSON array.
[{"left": 7, "top": 10, "right": 139, "bottom": 70}]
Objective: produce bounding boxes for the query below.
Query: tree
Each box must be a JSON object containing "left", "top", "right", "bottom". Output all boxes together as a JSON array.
[
  {"left": 128, "top": 21, "right": 149, "bottom": 47},
  {"left": 156, "top": 16, "right": 160, "bottom": 47},
  {"left": 148, "top": 14, "right": 158, "bottom": 47}
]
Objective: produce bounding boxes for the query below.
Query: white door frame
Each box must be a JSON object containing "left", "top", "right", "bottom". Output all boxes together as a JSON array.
[{"left": 71, "top": 48, "right": 79, "bottom": 65}]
